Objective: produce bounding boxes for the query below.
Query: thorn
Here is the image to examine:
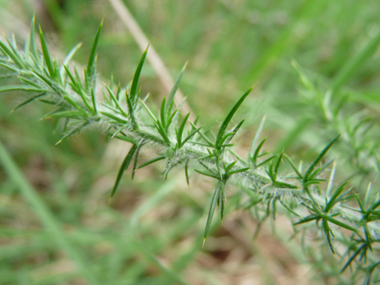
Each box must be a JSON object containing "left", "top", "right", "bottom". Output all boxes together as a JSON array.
[
  {"left": 108, "top": 196, "right": 113, "bottom": 205},
  {"left": 55, "top": 140, "right": 62, "bottom": 145},
  {"left": 202, "top": 238, "right": 206, "bottom": 248}
]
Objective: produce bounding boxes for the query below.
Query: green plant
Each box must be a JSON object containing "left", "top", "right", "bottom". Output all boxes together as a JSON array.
[{"left": 1, "top": 18, "right": 380, "bottom": 284}]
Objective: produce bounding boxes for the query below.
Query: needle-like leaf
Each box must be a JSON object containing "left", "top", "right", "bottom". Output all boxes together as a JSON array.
[
  {"left": 109, "top": 145, "right": 138, "bottom": 201},
  {"left": 215, "top": 87, "right": 253, "bottom": 149}
]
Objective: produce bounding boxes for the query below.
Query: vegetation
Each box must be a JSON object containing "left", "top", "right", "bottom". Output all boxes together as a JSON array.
[{"left": 1, "top": 1, "right": 380, "bottom": 284}]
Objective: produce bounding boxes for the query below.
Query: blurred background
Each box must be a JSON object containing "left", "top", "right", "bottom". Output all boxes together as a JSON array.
[{"left": 1, "top": 0, "right": 380, "bottom": 284}]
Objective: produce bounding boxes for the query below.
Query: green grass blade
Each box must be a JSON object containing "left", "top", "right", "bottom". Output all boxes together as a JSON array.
[
  {"left": 331, "top": 28, "right": 380, "bottom": 94},
  {"left": 0, "top": 140, "right": 100, "bottom": 284}
]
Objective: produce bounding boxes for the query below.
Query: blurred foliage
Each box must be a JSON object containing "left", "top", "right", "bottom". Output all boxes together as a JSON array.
[{"left": 0, "top": 0, "right": 380, "bottom": 284}]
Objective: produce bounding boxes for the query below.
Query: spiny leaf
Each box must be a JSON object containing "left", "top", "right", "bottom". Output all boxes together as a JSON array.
[
  {"left": 185, "top": 159, "right": 190, "bottom": 185},
  {"left": 304, "top": 134, "right": 340, "bottom": 181},
  {"left": 225, "top": 161, "right": 237, "bottom": 173},
  {"left": 273, "top": 152, "right": 283, "bottom": 180},
  {"left": 325, "top": 181, "right": 349, "bottom": 212},
  {"left": 0, "top": 85, "right": 44, "bottom": 93},
  {"left": 166, "top": 61, "right": 187, "bottom": 113},
  {"left": 249, "top": 115, "right": 266, "bottom": 157},
  {"left": 26, "top": 16, "right": 38, "bottom": 59},
  {"left": 60, "top": 43, "right": 82, "bottom": 79},
  {"left": 141, "top": 100, "right": 158, "bottom": 122},
  {"left": 11, "top": 92, "right": 46, "bottom": 113},
  {"left": 106, "top": 86, "right": 127, "bottom": 117},
  {"left": 341, "top": 244, "right": 367, "bottom": 273},
  {"left": 154, "top": 121, "right": 171, "bottom": 146},
  {"left": 137, "top": 155, "right": 166, "bottom": 169},
  {"left": 176, "top": 112, "right": 191, "bottom": 148},
  {"left": 181, "top": 126, "right": 202, "bottom": 146},
  {"left": 216, "top": 87, "right": 253, "bottom": 148},
  {"left": 86, "top": 20, "right": 103, "bottom": 88},
  {"left": 223, "top": 119, "right": 245, "bottom": 146},
  {"left": 203, "top": 182, "right": 222, "bottom": 246},
  {"left": 220, "top": 183, "right": 226, "bottom": 221},
  {"left": 194, "top": 169, "right": 219, "bottom": 180},
  {"left": 109, "top": 144, "right": 138, "bottom": 202},
  {"left": 91, "top": 88, "right": 97, "bottom": 113},
  {"left": 256, "top": 155, "right": 276, "bottom": 167},
  {"left": 130, "top": 45, "right": 149, "bottom": 104},
  {"left": 39, "top": 26, "right": 56, "bottom": 78},
  {"left": 323, "top": 220, "right": 335, "bottom": 254},
  {"left": 229, "top": 167, "right": 250, "bottom": 175},
  {"left": 47, "top": 111, "right": 88, "bottom": 119},
  {"left": 160, "top": 96, "right": 167, "bottom": 129},
  {"left": 132, "top": 140, "right": 145, "bottom": 180},
  {"left": 364, "top": 183, "right": 372, "bottom": 209},
  {"left": 55, "top": 121, "right": 89, "bottom": 145},
  {"left": 0, "top": 40, "right": 24, "bottom": 69},
  {"left": 284, "top": 154, "right": 303, "bottom": 179}
]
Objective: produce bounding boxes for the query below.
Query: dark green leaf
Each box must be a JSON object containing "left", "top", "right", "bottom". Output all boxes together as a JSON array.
[
  {"left": 0, "top": 40, "right": 24, "bottom": 69},
  {"left": 251, "top": 137, "right": 267, "bottom": 167},
  {"left": 284, "top": 154, "right": 303, "bottom": 179},
  {"left": 132, "top": 141, "right": 145, "bottom": 180},
  {"left": 39, "top": 26, "right": 56, "bottom": 78},
  {"left": 137, "top": 155, "right": 166, "bottom": 169},
  {"left": 56, "top": 121, "right": 89, "bottom": 145},
  {"left": 11, "top": 92, "right": 46, "bottom": 112},
  {"left": 86, "top": 20, "right": 103, "bottom": 88},
  {"left": 60, "top": 43, "right": 82, "bottom": 79},
  {"left": 304, "top": 134, "right": 340, "bottom": 181},
  {"left": 323, "top": 219, "right": 335, "bottom": 254},
  {"left": 185, "top": 159, "right": 190, "bottom": 186},
  {"left": 325, "top": 181, "right": 349, "bottom": 212},
  {"left": 194, "top": 169, "right": 219, "bottom": 180},
  {"left": 229, "top": 167, "right": 250, "bottom": 175},
  {"left": 0, "top": 85, "right": 44, "bottom": 93},
  {"left": 176, "top": 113, "right": 191, "bottom": 148},
  {"left": 204, "top": 182, "right": 222, "bottom": 245},
  {"left": 216, "top": 87, "right": 253, "bottom": 148},
  {"left": 109, "top": 144, "right": 138, "bottom": 201},
  {"left": 130, "top": 45, "right": 149, "bottom": 104},
  {"left": 249, "top": 115, "right": 266, "bottom": 157}
]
